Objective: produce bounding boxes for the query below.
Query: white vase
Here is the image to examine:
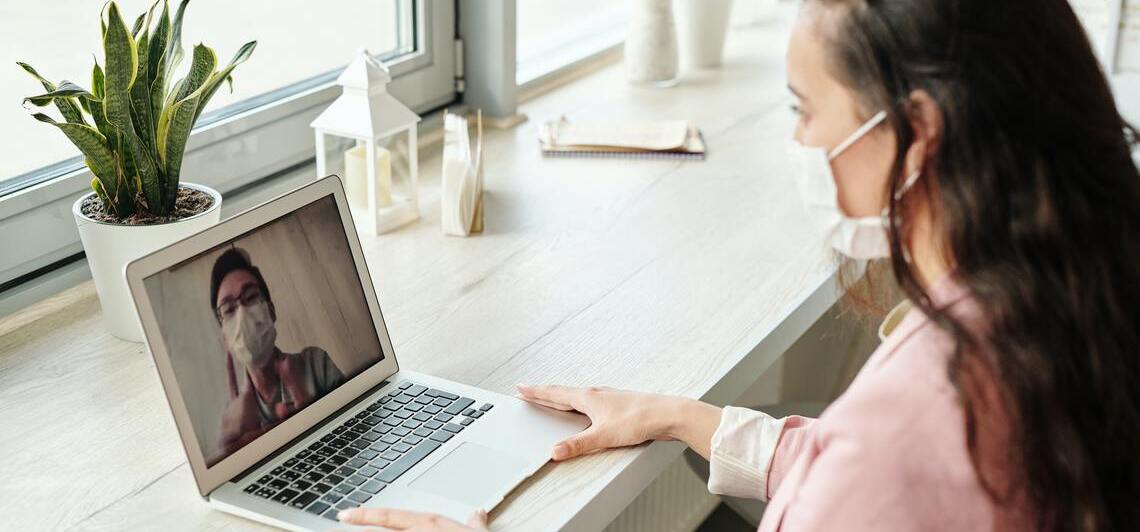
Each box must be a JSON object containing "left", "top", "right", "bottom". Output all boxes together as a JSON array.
[
  {"left": 73, "top": 182, "right": 222, "bottom": 342},
  {"left": 626, "top": 0, "right": 680, "bottom": 86},
  {"left": 674, "top": 0, "right": 735, "bottom": 69}
]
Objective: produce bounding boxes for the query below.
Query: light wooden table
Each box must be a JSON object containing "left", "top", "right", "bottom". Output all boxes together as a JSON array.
[{"left": 0, "top": 17, "right": 841, "bottom": 532}]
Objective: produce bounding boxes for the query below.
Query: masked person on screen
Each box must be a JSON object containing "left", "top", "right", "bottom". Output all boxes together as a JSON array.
[{"left": 210, "top": 247, "right": 344, "bottom": 460}]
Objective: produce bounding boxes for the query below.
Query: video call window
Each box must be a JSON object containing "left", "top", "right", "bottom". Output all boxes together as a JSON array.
[{"left": 143, "top": 196, "right": 384, "bottom": 467}]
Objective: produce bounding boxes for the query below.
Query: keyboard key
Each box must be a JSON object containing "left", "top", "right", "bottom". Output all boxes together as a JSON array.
[
  {"left": 469, "top": 410, "right": 483, "bottom": 419},
  {"left": 391, "top": 427, "right": 412, "bottom": 437},
  {"left": 480, "top": 403, "right": 493, "bottom": 411},
  {"left": 360, "top": 432, "right": 382, "bottom": 443},
  {"left": 423, "top": 405, "right": 443, "bottom": 415},
  {"left": 380, "top": 434, "right": 401, "bottom": 445},
  {"left": 359, "top": 466, "right": 380, "bottom": 478},
  {"left": 358, "top": 450, "right": 379, "bottom": 460},
  {"left": 332, "top": 483, "right": 353, "bottom": 495},
  {"left": 345, "top": 475, "right": 367, "bottom": 486},
  {"left": 435, "top": 413, "right": 455, "bottom": 423},
  {"left": 398, "top": 382, "right": 412, "bottom": 390},
  {"left": 377, "top": 440, "right": 442, "bottom": 483},
  {"left": 283, "top": 458, "right": 299, "bottom": 467},
  {"left": 444, "top": 398, "right": 475, "bottom": 416},
  {"left": 442, "top": 423, "right": 464, "bottom": 433},
  {"left": 405, "top": 403, "right": 423, "bottom": 412},
  {"left": 393, "top": 394, "right": 414, "bottom": 405},
  {"left": 406, "top": 384, "right": 427, "bottom": 396},
  {"left": 462, "top": 408, "right": 476, "bottom": 417},
  {"left": 429, "top": 430, "right": 454, "bottom": 443},
  {"left": 370, "top": 442, "right": 391, "bottom": 453},
  {"left": 272, "top": 466, "right": 288, "bottom": 475},
  {"left": 293, "top": 462, "right": 314, "bottom": 473},
  {"left": 460, "top": 417, "right": 473, "bottom": 426},
  {"left": 281, "top": 470, "right": 301, "bottom": 481},
  {"left": 303, "top": 471, "right": 325, "bottom": 483},
  {"left": 412, "top": 412, "right": 432, "bottom": 422},
  {"left": 403, "top": 435, "right": 424, "bottom": 445},
  {"left": 327, "top": 455, "right": 348, "bottom": 466},
  {"left": 380, "top": 450, "right": 402, "bottom": 461},
  {"left": 347, "top": 490, "right": 372, "bottom": 504},
  {"left": 362, "top": 415, "right": 383, "bottom": 426},
  {"left": 255, "top": 487, "right": 277, "bottom": 499},
  {"left": 360, "top": 480, "right": 387, "bottom": 494},
  {"left": 268, "top": 479, "right": 289, "bottom": 490},
  {"left": 258, "top": 475, "right": 274, "bottom": 485},
  {"left": 392, "top": 442, "right": 412, "bottom": 453},
  {"left": 414, "top": 395, "right": 433, "bottom": 405},
  {"left": 272, "top": 489, "right": 300, "bottom": 504},
  {"left": 383, "top": 417, "right": 402, "bottom": 427},
  {"left": 370, "top": 458, "right": 392, "bottom": 469},
  {"left": 401, "top": 419, "right": 421, "bottom": 429},
  {"left": 311, "top": 482, "right": 332, "bottom": 494},
  {"left": 334, "top": 466, "right": 355, "bottom": 477},
  {"left": 290, "top": 479, "right": 312, "bottom": 491},
  {"left": 347, "top": 457, "right": 368, "bottom": 469},
  {"left": 297, "top": 449, "right": 313, "bottom": 459},
  {"left": 243, "top": 484, "right": 259, "bottom": 494},
  {"left": 335, "top": 500, "right": 358, "bottom": 510},
  {"left": 316, "top": 463, "right": 336, "bottom": 474},
  {"left": 393, "top": 409, "right": 413, "bottom": 419},
  {"left": 323, "top": 508, "right": 341, "bottom": 521},
  {"left": 305, "top": 501, "right": 330, "bottom": 516},
  {"left": 289, "top": 491, "right": 318, "bottom": 509},
  {"left": 430, "top": 389, "right": 459, "bottom": 401},
  {"left": 324, "top": 474, "right": 345, "bottom": 485},
  {"left": 321, "top": 492, "right": 343, "bottom": 504},
  {"left": 425, "top": 419, "right": 444, "bottom": 430},
  {"left": 432, "top": 397, "right": 452, "bottom": 407},
  {"left": 412, "top": 427, "right": 432, "bottom": 438}
]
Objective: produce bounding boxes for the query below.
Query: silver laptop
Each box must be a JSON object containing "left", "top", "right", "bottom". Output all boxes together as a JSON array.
[{"left": 125, "top": 175, "right": 587, "bottom": 530}]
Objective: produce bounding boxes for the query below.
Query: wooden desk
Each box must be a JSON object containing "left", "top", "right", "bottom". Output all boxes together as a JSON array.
[{"left": 0, "top": 17, "right": 840, "bottom": 531}]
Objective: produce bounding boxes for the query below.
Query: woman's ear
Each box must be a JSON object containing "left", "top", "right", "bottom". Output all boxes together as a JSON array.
[{"left": 903, "top": 90, "right": 943, "bottom": 179}]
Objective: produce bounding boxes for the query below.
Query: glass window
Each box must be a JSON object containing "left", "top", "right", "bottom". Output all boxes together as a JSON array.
[
  {"left": 1, "top": 0, "right": 412, "bottom": 190},
  {"left": 515, "top": 0, "right": 628, "bottom": 84}
]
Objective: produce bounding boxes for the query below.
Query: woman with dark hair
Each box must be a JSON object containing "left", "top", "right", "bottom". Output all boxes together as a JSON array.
[{"left": 338, "top": 0, "right": 1140, "bottom": 530}]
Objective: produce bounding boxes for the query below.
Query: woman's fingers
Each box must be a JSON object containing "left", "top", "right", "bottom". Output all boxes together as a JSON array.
[
  {"left": 552, "top": 427, "right": 605, "bottom": 461},
  {"left": 466, "top": 509, "right": 489, "bottom": 528},
  {"left": 338, "top": 507, "right": 423, "bottom": 528},
  {"left": 516, "top": 394, "right": 575, "bottom": 411},
  {"left": 517, "top": 384, "right": 585, "bottom": 410}
]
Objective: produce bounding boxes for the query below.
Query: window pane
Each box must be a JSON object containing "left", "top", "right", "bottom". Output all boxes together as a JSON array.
[
  {"left": 1, "top": 0, "right": 411, "bottom": 187},
  {"left": 516, "top": 0, "right": 627, "bottom": 82}
]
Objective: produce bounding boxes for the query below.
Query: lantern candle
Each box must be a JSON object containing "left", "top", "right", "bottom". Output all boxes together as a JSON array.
[{"left": 344, "top": 144, "right": 393, "bottom": 209}]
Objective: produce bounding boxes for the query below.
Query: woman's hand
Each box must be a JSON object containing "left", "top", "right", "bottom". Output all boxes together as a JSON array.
[
  {"left": 337, "top": 507, "right": 488, "bottom": 531},
  {"left": 516, "top": 384, "right": 722, "bottom": 461}
]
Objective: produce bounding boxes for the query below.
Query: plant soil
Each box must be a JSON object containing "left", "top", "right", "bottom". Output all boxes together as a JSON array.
[{"left": 80, "top": 187, "right": 214, "bottom": 225}]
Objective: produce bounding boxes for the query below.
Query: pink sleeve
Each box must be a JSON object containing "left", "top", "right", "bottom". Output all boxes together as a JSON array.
[{"left": 765, "top": 415, "right": 818, "bottom": 499}]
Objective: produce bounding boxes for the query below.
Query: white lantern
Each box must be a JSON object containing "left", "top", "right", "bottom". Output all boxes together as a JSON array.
[{"left": 311, "top": 49, "right": 421, "bottom": 234}]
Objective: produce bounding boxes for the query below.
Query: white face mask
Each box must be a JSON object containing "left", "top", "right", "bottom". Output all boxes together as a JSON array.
[
  {"left": 222, "top": 300, "right": 277, "bottom": 369},
  {"left": 787, "top": 110, "right": 920, "bottom": 260}
]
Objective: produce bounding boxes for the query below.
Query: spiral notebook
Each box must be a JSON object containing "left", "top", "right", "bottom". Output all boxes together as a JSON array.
[{"left": 539, "top": 117, "right": 706, "bottom": 161}]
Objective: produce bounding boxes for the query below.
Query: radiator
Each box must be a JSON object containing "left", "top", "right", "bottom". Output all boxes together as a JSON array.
[{"left": 603, "top": 455, "right": 721, "bottom": 532}]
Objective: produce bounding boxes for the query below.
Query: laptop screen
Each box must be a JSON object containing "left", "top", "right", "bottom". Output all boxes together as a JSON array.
[{"left": 142, "top": 195, "right": 384, "bottom": 467}]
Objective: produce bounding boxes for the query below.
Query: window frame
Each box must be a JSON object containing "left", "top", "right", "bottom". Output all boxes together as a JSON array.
[{"left": 0, "top": 0, "right": 456, "bottom": 298}]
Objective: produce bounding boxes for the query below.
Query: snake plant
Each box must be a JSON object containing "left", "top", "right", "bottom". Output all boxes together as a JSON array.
[{"left": 18, "top": 0, "right": 256, "bottom": 219}]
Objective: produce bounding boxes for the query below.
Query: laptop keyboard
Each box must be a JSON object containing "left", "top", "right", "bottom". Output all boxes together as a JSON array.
[{"left": 240, "top": 381, "right": 494, "bottom": 521}]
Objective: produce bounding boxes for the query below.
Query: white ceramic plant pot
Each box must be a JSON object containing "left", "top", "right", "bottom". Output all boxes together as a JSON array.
[
  {"left": 674, "top": 0, "right": 735, "bottom": 69},
  {"left": 73, "top": 182, "right": 222, "bottom": 342}
]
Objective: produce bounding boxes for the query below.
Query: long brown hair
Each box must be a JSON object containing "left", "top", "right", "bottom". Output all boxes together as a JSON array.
[{"left": 814, "top": 0, "right": 1140, "bottom": 529}]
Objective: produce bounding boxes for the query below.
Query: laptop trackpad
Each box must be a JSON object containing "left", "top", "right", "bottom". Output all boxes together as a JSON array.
[{"left": 409, "top": 442, "right": 529, "bottom": 506}]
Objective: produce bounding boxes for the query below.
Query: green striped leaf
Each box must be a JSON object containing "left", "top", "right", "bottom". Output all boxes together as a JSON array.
[
  {"left": 32, "top": 113, "right": 119, "bottom": 207},
  {"left": 174, "top": 44, "right": 215, "bottom": 103},
  {"left": 17, "top": 62, "right": 88, "bottom": 125},
  {"left": 148, "top": 0, "right": 171, "bottom": 123},
  {"left": 23, "top": 81, "right": 95, "bottom": 107}
]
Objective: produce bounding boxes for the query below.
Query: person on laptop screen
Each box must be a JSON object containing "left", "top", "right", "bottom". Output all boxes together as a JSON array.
[{"left": 210, "top": 247, "right": 345, "bottom": 457}]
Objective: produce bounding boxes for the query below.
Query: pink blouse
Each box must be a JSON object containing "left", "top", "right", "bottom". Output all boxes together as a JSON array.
[{"left": 707, "top": 274, "right": 1029, "bottom": 530}]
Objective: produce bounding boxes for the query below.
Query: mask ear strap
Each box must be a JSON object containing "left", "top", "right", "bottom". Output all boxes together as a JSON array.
[
  {"left": 828, "top": 110, "right": 888, "bottom": 159},
  {"left": 894, "top": 170, "right": 922, "bottom": 200}
]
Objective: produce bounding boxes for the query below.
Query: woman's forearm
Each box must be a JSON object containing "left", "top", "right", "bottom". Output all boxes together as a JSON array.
[{"left": 658, "top": 397, "right": 723, "bottom": 460}]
